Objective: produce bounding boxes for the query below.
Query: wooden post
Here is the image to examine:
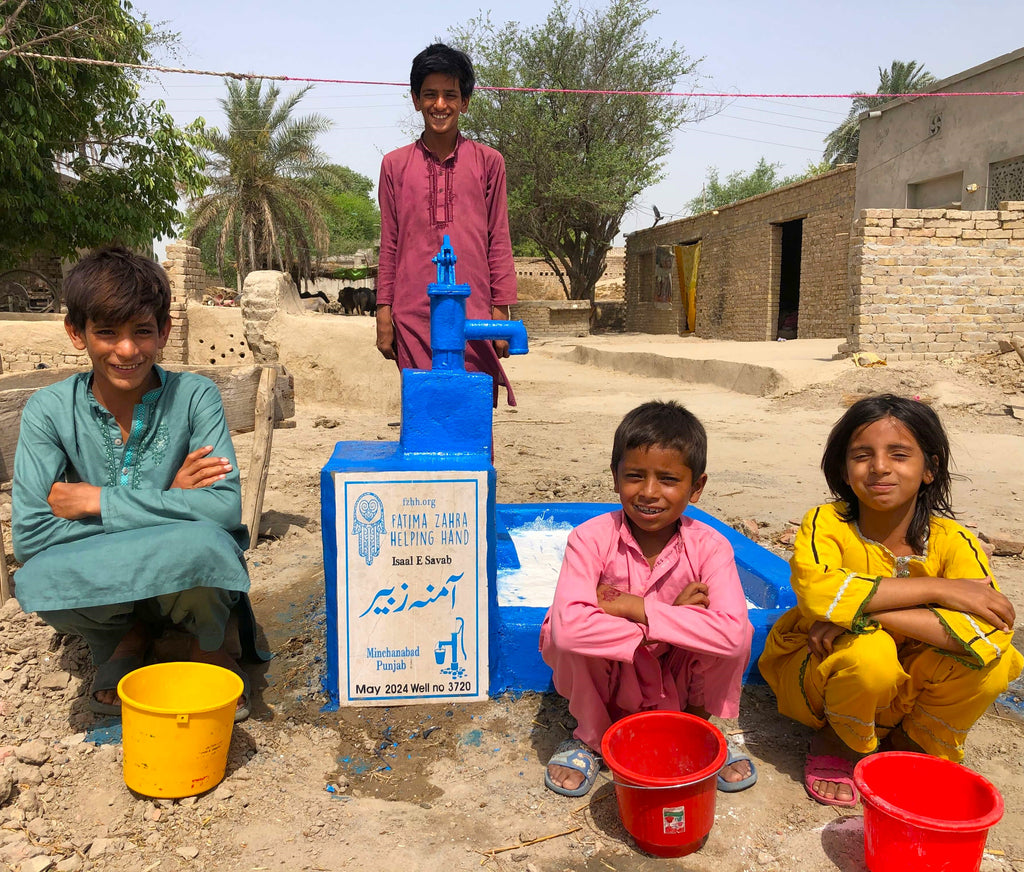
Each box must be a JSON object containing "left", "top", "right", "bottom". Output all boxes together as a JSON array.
[
  {"left": 0, "top": 526, "right": 10, "bottom": 604},
  {"left": 243, "top": 366, "right": 277, "bottom": 550}
]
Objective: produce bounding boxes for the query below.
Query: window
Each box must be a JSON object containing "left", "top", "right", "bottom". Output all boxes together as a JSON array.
[
  {"left": 987, "top": 155, "right": 1024, "bottom": 209},
  {"left": 907, "top": 172, "right": 964, "bottom": 209}
]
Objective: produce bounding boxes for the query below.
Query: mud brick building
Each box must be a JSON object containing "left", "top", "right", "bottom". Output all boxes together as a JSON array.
[
  {"left": 624, "top": 166, "right": 856, "bottom": 341},
  {"left": 625, "top": 46, "right": 1024, "bottom": 358}
]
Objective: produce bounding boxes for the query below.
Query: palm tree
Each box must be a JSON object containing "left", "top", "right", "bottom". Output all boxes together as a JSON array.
[
  {"left": 823, "top": 61, "right": 937, "bottom": 166},
  {"left": 188, "top": 79, "right": 343, "bottom": 289}
]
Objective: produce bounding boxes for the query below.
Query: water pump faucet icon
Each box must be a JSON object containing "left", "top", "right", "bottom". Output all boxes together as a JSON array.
[{"left": 434, "top": 616, "right": 467, "bottom": 679}]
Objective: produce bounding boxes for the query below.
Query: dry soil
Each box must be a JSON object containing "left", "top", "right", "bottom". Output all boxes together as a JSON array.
[{"left": 1, "top": 331, "right": 1023, "bottom": 872}]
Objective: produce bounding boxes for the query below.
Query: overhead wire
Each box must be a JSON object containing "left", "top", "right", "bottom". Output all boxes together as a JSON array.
[
  {"left": 14, "top": 51, "right": 1024, "bottom": 99},
  {"left": 19, "top": 49, "right": 1006, "bottom": 229}
]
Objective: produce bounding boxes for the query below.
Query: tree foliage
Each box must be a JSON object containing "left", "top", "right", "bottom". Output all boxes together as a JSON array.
[
  {"left": 188, "top": 161, "right": 379, "bottom": 288},
  {"left": 0, "top": 0, "right": 206, "bottom": 267},
  {"left": 685, "top": 158, "right": 830, "bottom": 214},
  {"left": 824, "top": 60, "right": 936, "bottom": 166},
  {"left": 187, "top": 79, "right": 349, "bottom": 287},
  {"left": 451, "top": 0, "right": 696, "bottom": 301},
  {"left": 320, "top": 165, "right": 380, "bottom": 257}
]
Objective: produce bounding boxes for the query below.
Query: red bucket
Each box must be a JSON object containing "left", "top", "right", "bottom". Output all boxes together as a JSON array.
[
  {"left": 601, "top": 711, "right": 727, "bottom": 857},
  {"left": 854, "top": 752, "right": 1003, "bottom": 872}
]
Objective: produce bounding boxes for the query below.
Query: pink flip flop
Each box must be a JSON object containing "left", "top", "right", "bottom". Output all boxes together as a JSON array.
[{"left": 804, "top": 753, "right": 859, "bottom": 808}]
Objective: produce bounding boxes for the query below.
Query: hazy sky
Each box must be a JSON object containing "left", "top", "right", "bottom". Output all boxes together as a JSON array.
[{"left": 132, "top": 0, "right": 1024, "bottom": 243}]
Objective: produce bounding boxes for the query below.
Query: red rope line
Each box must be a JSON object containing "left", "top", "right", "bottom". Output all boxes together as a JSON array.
[
  {"left": 14, "top": 52, "right": 1024, "bottom": 98},
  {"left": 477, "top": 86, "right": 1024, "bottom": 98}
]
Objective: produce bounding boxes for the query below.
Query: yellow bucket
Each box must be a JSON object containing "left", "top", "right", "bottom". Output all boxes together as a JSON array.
[{"left": 118, "top": 662, "right": 242, "bottom": 798}]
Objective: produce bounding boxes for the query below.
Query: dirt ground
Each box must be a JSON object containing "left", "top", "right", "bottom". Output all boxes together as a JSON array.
[{"left": 1, "top": 330, "right": 1023, "bottom": 872}]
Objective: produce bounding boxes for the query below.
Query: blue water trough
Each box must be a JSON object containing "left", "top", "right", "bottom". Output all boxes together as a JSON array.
[{"left": 489, "top": 501, "right": 796, "bottom": 695}]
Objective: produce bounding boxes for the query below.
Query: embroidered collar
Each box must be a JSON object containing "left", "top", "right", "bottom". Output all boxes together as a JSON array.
[
  {"left": 416, "top": 133, "right": 465, "bottom": 164},
  {"left": 853, "top": 520, "right": 930, "bottom": 577},
  {"left": 85, "top": 365, "right": 167, "bottom": 416}
]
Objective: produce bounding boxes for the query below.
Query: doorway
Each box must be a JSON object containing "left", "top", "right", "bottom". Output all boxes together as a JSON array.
[{"left": 776, "top": 219, "right": 802, "bottom": 339}]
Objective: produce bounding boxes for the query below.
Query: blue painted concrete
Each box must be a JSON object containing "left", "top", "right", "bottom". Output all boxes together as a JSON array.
[
  {"left": 320, "top": 236, "right": 528, "bottom": 709},
  {"left": 489, "top": 502, "right": 795, "bottom": 696},
  {"left": 321, "top": 443, "right": 500, "bottom": 709}
]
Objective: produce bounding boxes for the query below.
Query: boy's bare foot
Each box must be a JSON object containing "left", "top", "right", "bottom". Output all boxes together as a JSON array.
[
  {"left": 547, "top": 761, "right": 587, "bottom": 792},
  {"left": 807, "top": 725, "right": 862, "bottom": 804},
  {"left": 544, "top": 739, "right": 599, "bottom": 796},
  {"left": 681, "top": 704, "right": 755, "bottom": 786},
  {"left": 719, "top": 756, "right": 754, "bottom": 784},
  {"left": 92, "top": 623, "right": 149, "bottom": 708}
]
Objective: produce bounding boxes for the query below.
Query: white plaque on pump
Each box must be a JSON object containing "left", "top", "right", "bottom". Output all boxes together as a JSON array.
[{"left": 334, "top": 470, "right": 489, "bottom": 705}]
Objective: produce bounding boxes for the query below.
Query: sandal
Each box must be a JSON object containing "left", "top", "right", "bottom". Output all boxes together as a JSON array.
[
  {"left": 804, "top": 753, "right": 859, "bottom": 808},
  {"left": 718, "top": 737, "right": 758, "bottom": 792},
  {"left": 544, "top": 738, "right": 600, "bottom": 797},
  {"left": 88, "top": 655, "right": 144, "bottom": 716},
  {"left": 234, "top": 669, "right": 251, "bottom": 723}
]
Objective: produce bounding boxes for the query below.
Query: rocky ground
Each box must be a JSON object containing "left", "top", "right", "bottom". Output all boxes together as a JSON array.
[{"left": 0, "top": 339, "right": 1022, "bottom": 872}]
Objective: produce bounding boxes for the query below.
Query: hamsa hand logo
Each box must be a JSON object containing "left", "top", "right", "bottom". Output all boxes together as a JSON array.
[{"left": 351, "top": 492, "right": 385, "bottom": 566}]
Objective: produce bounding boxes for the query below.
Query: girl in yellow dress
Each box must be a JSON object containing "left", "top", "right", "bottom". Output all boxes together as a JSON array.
[{"left": 759, "top": 394, "right": 1021, "bottom": 807}]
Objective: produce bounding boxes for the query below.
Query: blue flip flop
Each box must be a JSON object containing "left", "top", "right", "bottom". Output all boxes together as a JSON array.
[
  {"left": 718, "top": 738, "right": 758, "bottom": 792},
  {"left": 544, "top": 738, "right": 600, "bottom": 797}
]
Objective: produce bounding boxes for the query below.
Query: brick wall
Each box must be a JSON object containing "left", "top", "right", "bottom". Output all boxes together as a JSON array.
[
  {"left": 162, "top": 242, "right": 203, "bottom": 364},
  {"left": 514, "top": 248, "right": 624, "bottom": 301},
  {"left": 624, "top": 166, "right": 855, "bottom": 339},
  {"left": 843, "top": 203, "right": 1024, "bottom": 359},
  {"left": 602, "top": 248, "right": 625, "bottom": 282},
  {"left": 514, "top": 258, "right": 566, "bottom": 300},
  {"left": 511, "top": 300, "right": 591, "bottom": 337},
  {"left": 20, "top": 252, "right": 65, "bottom": 293},
  {"left": 0, "top": 315, "right": 87, "bottom": 371}
]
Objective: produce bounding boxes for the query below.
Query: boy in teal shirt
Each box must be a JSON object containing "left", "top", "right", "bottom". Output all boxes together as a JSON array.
[{"left": 13, "top": 247, "right": 260, "bottom": 719}]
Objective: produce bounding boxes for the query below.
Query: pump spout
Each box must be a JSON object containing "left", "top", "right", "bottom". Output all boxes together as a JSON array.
[
  {"left": 427, "top": 235, "right": 530, "bottom": 370},
  {"left": 463, "top": 319, "right": 529, "bottom": 355}
]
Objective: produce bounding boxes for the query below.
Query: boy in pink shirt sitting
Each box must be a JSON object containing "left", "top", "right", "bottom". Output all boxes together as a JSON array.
[{"left": 540, "top": 401, "right": 756, "bottom": 796}]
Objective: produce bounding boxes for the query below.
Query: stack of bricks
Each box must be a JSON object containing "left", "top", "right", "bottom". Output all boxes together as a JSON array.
[
  {"left": 162, "top": 242, "right": 204, "bottom": 364},
  {"left": 844, "top": 203, "right": 1024, "bottom": 359}
]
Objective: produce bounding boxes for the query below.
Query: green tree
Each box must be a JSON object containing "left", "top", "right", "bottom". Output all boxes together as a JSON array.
[
  {"left": 321, "top": 165, "right": 380, "bottom": 256},
  {"left": 824, "top": 60, "right": 936, "bottom": 165},
  {"left": 0, "top": 0, "right": 206, "bottom": 267},
  {"left": 451, "top": 0, "right": 696, "bottom": 301},
  {"left": 685, "top": 157, "right": 831, "bottom": 214},
  {"left": 187, "top": 79, "right": 346, "bottom": 288},
  {"left": 687, "top": 159, "right": 790, "bottom": 214}
]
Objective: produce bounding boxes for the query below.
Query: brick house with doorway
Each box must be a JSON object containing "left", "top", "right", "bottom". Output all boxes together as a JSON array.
[
  {"left": 623, "top": 165, "right": 855, "bottom": 340},
  {"left": 844, "top": 46, "right": 1024, "bottom": 359},
  {"left": 624, "top": 47, "right": 1024, "bottom": 356}
]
